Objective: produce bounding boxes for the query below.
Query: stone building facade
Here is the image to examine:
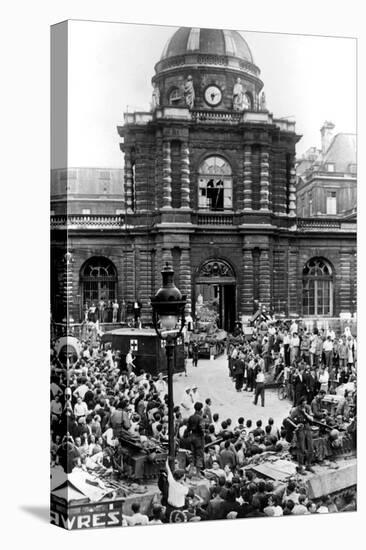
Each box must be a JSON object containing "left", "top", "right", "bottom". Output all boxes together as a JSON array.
[
  {"left": 296, "top": 122, "right": 356, "bottom": 219},
  {"left": 51, "top": 27, "right": 357, "bottom": 330}
]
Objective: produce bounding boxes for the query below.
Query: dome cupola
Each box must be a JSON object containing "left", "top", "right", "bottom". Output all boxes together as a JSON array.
[
  {"left": 153, "top": 26, "right": 263, "bottom": 111},
  {"left": 160, "top": 27, "right": 254, "bottom": 63}
]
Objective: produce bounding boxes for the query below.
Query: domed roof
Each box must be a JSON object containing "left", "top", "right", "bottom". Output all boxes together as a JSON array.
[{"left": 160, "top": 27, "right": 254, "bottom": 63}]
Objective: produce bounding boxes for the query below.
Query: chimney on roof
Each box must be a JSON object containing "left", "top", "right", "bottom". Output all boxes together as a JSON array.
[{"left": 320, "top": 121, "right": 335, "bottom": 155}]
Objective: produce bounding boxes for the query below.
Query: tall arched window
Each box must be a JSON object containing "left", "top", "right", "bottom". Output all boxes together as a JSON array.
[
  {"left": 198, "top": 156, "right": 233, "bottom": 210},
  {"left": 80, "top": 257, "right": 117, "bottom": 307},
  {"left": 244, "top": 92, "right": 253, "bottom": 110},
  {"left": 302, "top": 258, "right": 333, "bottom": 316}
]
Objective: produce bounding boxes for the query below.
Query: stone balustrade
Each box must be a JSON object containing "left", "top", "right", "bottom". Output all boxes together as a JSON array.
[
  {"left": 192, "top": 109, "right": 242, "bottom": 123},
  {"left": 196, "top": 212, "right": 234, "bottom": 225},
  {"left": 51, "top": 214, "right": 126, "bottom": 229},
  {"left": 297, "top": 218, "right": 344, "bottom": 231}
]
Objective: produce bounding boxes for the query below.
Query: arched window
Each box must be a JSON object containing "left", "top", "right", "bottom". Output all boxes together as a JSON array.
[
  {"left": 198, "top": 156, "right": 233, "bottom": 210},
  {"left": 80, "top": 257, "right": 117, "bottom": 307},
  {"left": 302, "top": 258, "right": 333, "bottom": 316},
  {"left": 168, "top": 87, "right": 181, "bottom": 105},
  {"left": 244, "top": 92, "right": 253, "bottom": 110}
]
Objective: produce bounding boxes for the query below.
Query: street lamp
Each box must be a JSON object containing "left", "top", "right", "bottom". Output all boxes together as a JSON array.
[{"left": 151, "top": 263, "right": 186, "bottom": 471}]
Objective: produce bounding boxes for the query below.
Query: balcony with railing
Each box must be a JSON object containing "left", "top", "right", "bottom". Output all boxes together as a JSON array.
[
  {"left": 296, "top": 217, "right": 356, "bottom": 232},
  {"left": 191, "top": 109, "right": 242, "bottom": 124},
  {"left": 195, "top": 211, "right": 235, "bottom": 226},
  {"left": 51, "top": 214, "right": 126, "bottom": 230}
]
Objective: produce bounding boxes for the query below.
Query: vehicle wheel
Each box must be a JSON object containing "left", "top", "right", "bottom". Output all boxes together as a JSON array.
[{"left": 278, "top": 385, "right": 285, "bottom": 400}]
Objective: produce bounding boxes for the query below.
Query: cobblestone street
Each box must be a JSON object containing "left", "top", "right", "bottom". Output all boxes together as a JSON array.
[{"left": 173, "top": 354, "right": 292, "bottom": 427}]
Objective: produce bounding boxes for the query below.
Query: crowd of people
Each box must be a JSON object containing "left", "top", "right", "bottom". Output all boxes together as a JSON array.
[
  {"left": 228, "top": 318, "right": 357, "bottom": 407},
  {"left": 50, "top": 316, "right": 357, "bottom": 526}
]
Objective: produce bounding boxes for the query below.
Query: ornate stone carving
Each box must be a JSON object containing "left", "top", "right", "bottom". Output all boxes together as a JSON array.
[
  {"left": 243, "top": 144, "right": 252, "bottom": 211},
  {"left": 151, "top": 82, "right": 160, "bottom": 110},
  {"left": 181, "top": 142, "right": 190, "bottom": 209},
  {"left": 233, "top": 77, "right": 244, "bottom": 111},
  {"left": 162, "top": 140, "right": 172, "bottom": 209},
  {"left": 199, "top": 260, "right": 234, "bottom": 278},
  {"left": 259, "top": 91, "right": 267, "bottom": 111},
  {"left": 260, "top": 147, "right": 270, "bottom": 211},
  {"left": 184, "top": 75, "right": 195, "bottom": 109}
]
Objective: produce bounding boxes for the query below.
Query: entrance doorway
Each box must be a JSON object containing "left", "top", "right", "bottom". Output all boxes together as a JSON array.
[{"left": 195, "top": 259, "right": 236, "bottom": 333}]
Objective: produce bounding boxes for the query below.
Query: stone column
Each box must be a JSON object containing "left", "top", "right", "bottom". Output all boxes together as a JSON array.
[
  {"left": 243, "top": 144, "right": 252, "bottom": 211},
  {"left": 154, "top": 247, "right": 163, "bottom": 294},
  {"left": 181, "top": 142, "right": 191, "bottom": 209},
  {"left": 241, "top": 248, "right": 254, "bottom": 315},
  {"left": 62, "top": 251, "right": 74, "bottom": 322},
  {"left": 260, "top": 146, "right": 270, "bottom": 211},
  {"left": 287, "top": 249, "right": 299, "bottom": 315},
  {"left": 162, "top": 140, "right": 172, "bottom": 209},
  {"left": 138, "top": 249, "right": 152, "bottom": 325},
  {"left": 124, "top": 147, "right": 134, "bottom": 213},
  {"left": 179, "top": 248, "right": 192, "bottom": 313},
  {"left": 288, "top": 156, "right": 296, "bottom": 217},
  {"left": 339, "top": 250, "right": 352, "bottom": 315},
  {"left": 259, "top": 248, "right": 271, "bottom": 308}
]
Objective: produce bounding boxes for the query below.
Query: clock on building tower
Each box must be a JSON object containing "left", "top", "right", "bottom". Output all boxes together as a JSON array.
[{"left": 204, "top": 85, "right": 222, "bottom": 107}]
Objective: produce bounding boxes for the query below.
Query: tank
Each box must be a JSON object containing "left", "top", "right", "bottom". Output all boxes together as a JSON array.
[{"left": 189, "top": 309, "right": 227, "bottom": 359}]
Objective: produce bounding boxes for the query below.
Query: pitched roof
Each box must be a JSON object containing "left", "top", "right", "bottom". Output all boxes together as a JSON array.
[{"left": 322, "top": 133, "right": 356, "bottom": 172}]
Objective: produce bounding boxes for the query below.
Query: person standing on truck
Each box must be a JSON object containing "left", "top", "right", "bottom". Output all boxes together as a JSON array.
[{"left": 287, "top": 396, "right": 315, "bottom": 474}]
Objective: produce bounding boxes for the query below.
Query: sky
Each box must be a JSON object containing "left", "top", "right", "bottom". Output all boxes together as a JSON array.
[{"left": 64, "top": 20, "right": 356, "bottom": 169}]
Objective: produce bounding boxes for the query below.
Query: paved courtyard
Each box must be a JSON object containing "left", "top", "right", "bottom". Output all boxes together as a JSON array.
[{"left": 173, "top": 354, "right": 292, "bottom": 428}]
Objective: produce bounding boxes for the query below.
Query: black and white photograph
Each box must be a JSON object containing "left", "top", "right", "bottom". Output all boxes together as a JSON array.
[{"left": 49, "top": 19, "right": 357, "bottom": 531}]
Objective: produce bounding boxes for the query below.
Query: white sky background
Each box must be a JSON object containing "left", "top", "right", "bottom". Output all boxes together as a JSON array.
[{"left": 66, "top": 20, "right": 356, "bottom": 169}]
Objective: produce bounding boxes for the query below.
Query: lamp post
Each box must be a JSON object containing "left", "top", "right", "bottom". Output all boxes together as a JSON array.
[{"left": 151, "top": 263, "right": 186, "bottom": 472}]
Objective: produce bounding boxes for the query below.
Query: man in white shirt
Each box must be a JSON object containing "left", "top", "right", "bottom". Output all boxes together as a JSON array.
[
  {"left": 105, "top": 347, "right": 114, "bottom": 370},
  {"left": 165, "top": 459, "right": 189, "bottom": 520},
  {"left": 191, "top": 385, "right": 201, "bottom": 404},
  {"left": 74, "top": 382, "right": 89, "bottom": 400},
  {"left": 290, "top": 332, "right": 300, "bottom": 363},
  {"left": 125, "top": 349, "right": 135, "bottom": 374},
  {"left": 112, "top": 300, "right": 119, "bottom": 323},
  {"left": 212, "top": 414, "right": 221, "bottom": 436},
  {"left": 50, "top": 395, "right": 62, "bottom": 421},
  {"left": 180, "top": 387, "right": 194, "bottom": 418},
  {"left": 292, "top": 494, "right": 309, "bottom": 515},
  {"left": 74, "top": 396, "right": 88, "bottom": 420},
  {"left": 254, "top": 367, "right": 265, "bottom": 407},
  {"left": 122, "top": 502, "right": 149, "bottom": 526},
  {"left": 154, "top": 373, "right": 168, "bottom": 400},
  {"left": 290, "top": 320, "right": 298, "bottom": 335},
  {"left": 323, "top": 336, "right": 334, "bottom": 368}
]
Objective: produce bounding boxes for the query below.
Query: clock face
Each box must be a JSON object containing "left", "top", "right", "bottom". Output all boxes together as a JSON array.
[{"left": 204, "top": 85, "right": 222, "bottom": 106}]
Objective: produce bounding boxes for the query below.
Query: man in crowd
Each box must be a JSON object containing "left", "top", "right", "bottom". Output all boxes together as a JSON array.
[
  {"left": 288, "top": 396, "right": 315, "bottom": 474},
  {"left": 186, "top": 401, "right": 205, "bottom": 474},
  {"left": 253, "top": 366, "right": 265, "bottom": 407},
  {"left": 165, "top": 458, "right": 189, "bottom": 521}
]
